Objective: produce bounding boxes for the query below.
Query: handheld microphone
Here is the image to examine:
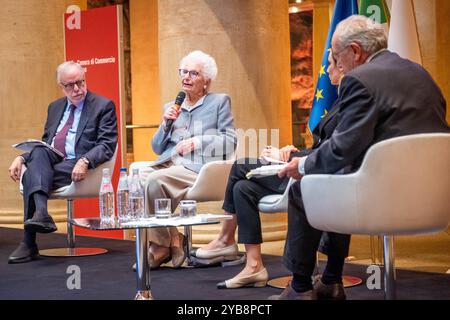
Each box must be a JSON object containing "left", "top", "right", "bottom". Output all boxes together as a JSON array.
[{"left": 164, "top": 91, "right": 186, "bottom": 134}]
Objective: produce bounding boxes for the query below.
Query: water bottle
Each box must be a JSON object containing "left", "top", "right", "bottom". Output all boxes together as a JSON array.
[
  {"left": 129, "top": 168, "right": 145, "bottom": 220},
  {"left": 117, "top": 167, "right": 129, "bottom": 223},
  {"left": 99, "top": 168, "right": 115, "bottom": 225}
]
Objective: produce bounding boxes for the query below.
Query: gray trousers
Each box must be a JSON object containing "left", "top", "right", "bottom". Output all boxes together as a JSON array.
[{"left": 139, "top": 163, "right": 198, "bottom": 247}]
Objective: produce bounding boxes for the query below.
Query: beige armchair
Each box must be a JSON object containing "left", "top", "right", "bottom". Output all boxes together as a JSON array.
[
  {"left": 258, "top": 178, "right": 362, "bottom": 289},
  {"left": 129, "top": 159, "right": 235, "bottom": 262},
  {"left": 20, "top": 147, "right": 118, "bottom": 257},
  {"left": 301, "top": 133, "right": 450, "bottom": 299}
]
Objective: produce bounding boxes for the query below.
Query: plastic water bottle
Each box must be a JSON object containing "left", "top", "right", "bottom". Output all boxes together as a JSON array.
[
  {"left": 117, "top": 168, "right": 129, "bottom": 223},
  {"left": 99, "top": 168, "right": 115, "bottom": 226},
  {"left": 129, "top": 168, "right": 145, "bottom": 220}
]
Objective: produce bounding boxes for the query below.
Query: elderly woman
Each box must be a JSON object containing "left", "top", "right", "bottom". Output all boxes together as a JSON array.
[
  {"left": 139, "top": 50, "right": 236, "bottom": 269},
  {"left": 192, "top": 50, "right": 345, "bottom": 289}
]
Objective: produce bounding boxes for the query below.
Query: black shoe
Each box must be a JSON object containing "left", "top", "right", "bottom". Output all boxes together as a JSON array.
[
  {"left": 314, "top": 279, "right": 346, "bottom": 300},
  {"left": 24, "top": 214, "right": 57, "bottom": 234},
  {"left": 8, "top": 242, "right": 39, "bottom": 264}
]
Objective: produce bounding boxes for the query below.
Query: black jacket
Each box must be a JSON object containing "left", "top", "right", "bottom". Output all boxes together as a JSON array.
[{"left": 22, "top": 91, "right": 117, "bottom": 168}]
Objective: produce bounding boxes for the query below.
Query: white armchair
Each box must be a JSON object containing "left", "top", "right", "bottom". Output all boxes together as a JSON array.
[
  {"left": 184, "top": 160, "right": 234, "bottom": 202},
  {"left": 258, "top": 177, "right": 362, "bottom": 289},
  {"left": 129, "top": 159, "right": 234, "bottom": 202},
  {"left": 258, "top": 178, "right": 296, "bottom": 213},
  {"left": 20, "top": 147, "right": 118, "bottom": 257},
  {"left": 129, "top": 159, "right": 235, "bottom": 261},
  {"left": 301, "top": 133, "right": 450, "bottom": 299}
]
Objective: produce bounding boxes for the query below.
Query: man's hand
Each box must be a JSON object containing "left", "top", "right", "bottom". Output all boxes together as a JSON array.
[
  {"left": 176, "top": 138, "right": 196, "bottom": 156},
  {"left": 278, "top": 157, "right": 303, "bottom": 180},
  {"left": 71, "top": 159, "right": 89, "bottom": 182},
  {"left": 8, "top": 156, "right": 24, "bottom": 182}
]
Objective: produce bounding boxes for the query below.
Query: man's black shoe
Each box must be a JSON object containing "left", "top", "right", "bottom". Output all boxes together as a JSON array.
[
  {"left": 314, "top": 279, "right": 346, "bottom": 300},
  {"left": 24, "top": 214, "right": 57, "bottom": 234},
  {"left": 8, "top": 242, "right": 39, "bottom": 264},
  {"left": 268, "top": 283, "right": 317, "bottom": 300}
]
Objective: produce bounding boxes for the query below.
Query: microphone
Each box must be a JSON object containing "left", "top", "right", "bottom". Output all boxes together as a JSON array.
[{"left": 164, "top": 91, "right": 186, "bottom": 134}]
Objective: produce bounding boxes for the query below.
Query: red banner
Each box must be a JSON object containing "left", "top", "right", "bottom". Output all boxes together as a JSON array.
[{"left": 64, "top": 5, "right": 125, "bottom": 239}]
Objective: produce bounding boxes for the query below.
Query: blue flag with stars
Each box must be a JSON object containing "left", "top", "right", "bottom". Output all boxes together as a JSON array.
[{"left": 309, "top": 0, "right": 358, "bottom": 131}]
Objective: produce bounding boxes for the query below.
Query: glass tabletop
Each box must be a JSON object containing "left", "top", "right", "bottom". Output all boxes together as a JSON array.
[{"left": 71, "top": 213, "right": 232, "bottom": 230}]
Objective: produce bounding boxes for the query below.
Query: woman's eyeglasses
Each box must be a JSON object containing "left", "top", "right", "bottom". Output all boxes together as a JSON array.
[{"left": 179, "top": 69, "right": 200, "bottom": 79}]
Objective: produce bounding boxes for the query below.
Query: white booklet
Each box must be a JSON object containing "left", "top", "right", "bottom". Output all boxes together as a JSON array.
[
  {"left": 246, "top": 164, "right": 287, "bottom": 179},
  {"left": 120, "top": 213, "right": 233, "bottom": 227},
  {"left": 261, "top": 155, "right": 288, "bottom": 164},
  {"left": 12, "top": 139, "right": 65, "bottom": 158}
]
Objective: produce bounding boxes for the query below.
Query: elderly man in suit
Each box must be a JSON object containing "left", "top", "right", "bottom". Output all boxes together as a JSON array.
[
  {"left": 272, "top": 15, "right": 449, "bottom": 300},
  {"left": 8, "top": 61, "right": 118, "bottom": 263}
]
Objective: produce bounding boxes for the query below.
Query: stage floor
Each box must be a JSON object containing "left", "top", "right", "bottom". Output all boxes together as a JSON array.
[{"left": 1, "top": 227, "right": 449, "bottom": 300}]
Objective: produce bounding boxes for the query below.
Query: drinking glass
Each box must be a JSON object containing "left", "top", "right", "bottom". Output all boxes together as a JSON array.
[
  {"left": 180, "top": 200, "right": 197, "bottom": 218},
  {"left": 155, "top": 198, "right": 171, "bottom": 219}
]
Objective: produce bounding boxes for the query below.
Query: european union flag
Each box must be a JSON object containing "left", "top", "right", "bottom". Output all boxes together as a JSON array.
[{"left": 308, "top": 0, "right": 358, "bottom": 131}]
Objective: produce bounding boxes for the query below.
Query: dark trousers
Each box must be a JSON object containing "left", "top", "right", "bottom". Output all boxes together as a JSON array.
[
  {"left": 283, "top": 181, "right": 351, "bottom": 277},
  {"left": 222, "top": 158, "right": 287, "bottom": 244},
  {"left": 21, "top": 146, "right": 76, "bottom": 220}
]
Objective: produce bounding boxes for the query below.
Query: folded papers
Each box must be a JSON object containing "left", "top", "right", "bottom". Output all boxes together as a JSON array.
[
  {"left": 246, "top": 164, "right": 287, "bottom": 179},
  {"left": 12, "top": 139, "right": 64, "bottom": 158},
  {"left": 120, "top": 213, "right": 233, "bottom": 227}
]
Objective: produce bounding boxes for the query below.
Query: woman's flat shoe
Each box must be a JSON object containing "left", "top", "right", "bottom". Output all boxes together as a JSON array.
[
  {"left": 217, "top": 268, "right": 269, "bottom": 289},
  {"left": 194, "top": 244, "right": 238, "bottom": 259}
]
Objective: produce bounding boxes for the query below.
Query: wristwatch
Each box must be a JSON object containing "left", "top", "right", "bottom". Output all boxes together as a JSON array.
[
  {"left": 80, "top": 157, "right": 90, "bottom": 166},
  {"left": 298, "top": 156, "right": 307, "bottom": 175}
]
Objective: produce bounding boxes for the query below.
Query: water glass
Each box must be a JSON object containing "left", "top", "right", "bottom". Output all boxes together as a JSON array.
[
  {"left": 180, "top": 200, "right": 197, "bottom": 218},
  {"left": 155, "top": 198, "right": 171, "bottom": 219}
]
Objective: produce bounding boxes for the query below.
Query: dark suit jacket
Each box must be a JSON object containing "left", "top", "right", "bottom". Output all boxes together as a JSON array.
[
  {"left": 276, "top": 101, "right": 342, "bottom": 192},
  {"left": 22, "top": 91, "right": 118, "bottom": 168},
  {"left": 305, "top": 50, "right": 449, "bottom": 174},
  {"left": 291, "top": 100, "right": 342, "bottom": 160}
]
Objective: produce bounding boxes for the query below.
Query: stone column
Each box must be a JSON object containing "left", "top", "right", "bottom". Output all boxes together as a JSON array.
[
  {"left": 0, "top": 0, "right": 86, "bottom": 229},
  {"left": 158, "top": 0, "right": 292, "bottom": 154},
  {"left": 311, "top": 0, "right": 332, "bottom": 87},
  {"left": 129, "top": 0, "right": 161, "bottom": 162},
  {"left": 157, "top": 0, "right": 292, "bottom": 244}
]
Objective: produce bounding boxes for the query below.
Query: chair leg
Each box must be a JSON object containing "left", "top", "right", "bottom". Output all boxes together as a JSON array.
[
  {"left": 184, "top": 225, "right": 193, "bottom": 261},
  {"left": 370, "top": 235, "right": 384, "bottom": 265},
  {"left": 383, "top": 235, "right": 396, "bottom": 300},
  {"left": 39, "top": 199, "right": 108, "bottom": 257},
  {"left": 67, "top": 199, "right": 75, "bottom": 248}
]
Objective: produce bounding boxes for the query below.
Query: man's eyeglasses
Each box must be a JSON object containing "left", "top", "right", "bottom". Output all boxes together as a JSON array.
[
  {"left": 179, "top": 69, "right": 200, "bottom": 79},
  {"left": 61, "top": 79, "right": 85, "bottom": 90},
  {"left": 331, "top": 46, "right": 349, "bottom": 64}
]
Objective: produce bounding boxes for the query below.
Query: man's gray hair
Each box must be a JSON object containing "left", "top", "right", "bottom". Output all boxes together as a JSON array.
[
  {"left": 56, "top": 61, "right": 84, "bottom": 83},
  {"left": 334, "top": 15, "right": 387, "bottom": 55},
  {"left": 180, "top": 50, "right": 218, "bottom": 82}
]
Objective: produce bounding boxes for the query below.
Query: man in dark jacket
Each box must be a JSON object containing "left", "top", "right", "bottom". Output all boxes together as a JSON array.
[
  {"left": 8, "top": 61, "right": 118, "bottom": 263},
  {"left": 273, "top": 15, "right": 449, "bottom": 300}
]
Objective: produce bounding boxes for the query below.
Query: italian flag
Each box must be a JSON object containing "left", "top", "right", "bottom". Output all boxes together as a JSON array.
[
  {"left": 387, "top": 0, "right": 422, "bottom": 65},
  {"left": 359, "top": 0, "right": 390, "bottom": 35}
]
